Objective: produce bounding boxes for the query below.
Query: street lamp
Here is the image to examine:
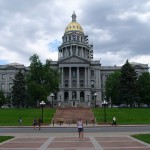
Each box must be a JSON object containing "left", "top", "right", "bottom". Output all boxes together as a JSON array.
[
  {"left": 87, "top": 94, "right": 90, "bottom": 107},
  {"left": 102, "top": 97, "right": 108, "bottom": 123},
  {"left": 94, "top": 92, "right": 97, "bottom": 108},
  {"left": 40, "top": 101, "right": 45, "bottom": 123},
  {"left": 58, "top": 95, "right": 61, "bottom": 107},
  {"left": 50, "top": 93, "right": 54, "bottom": 108}
]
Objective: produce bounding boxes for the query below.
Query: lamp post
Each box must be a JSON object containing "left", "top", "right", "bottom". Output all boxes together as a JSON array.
[
  {"left": 102, "top": 97, "right": 108, "bottom": 123},
  {"left": 40, "top": 101, "right": 45, "bottom": 123},
  {"left": 87, "top": 94, "right": 90, "bottom": 107},
  {"left": 94, "top": 92, "right": 97, "bottom": 108},
  {"left": 50, "top": 93, "right": 54, "bottom": 108},
  {"left": 58, "top": 95, "right": 61, "bottom": 107}
]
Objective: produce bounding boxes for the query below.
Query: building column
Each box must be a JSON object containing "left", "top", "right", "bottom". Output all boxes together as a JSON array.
[
  {"left": 85, "top": 67, "right": 87, "bottom": 87},
  {"left": 82, "top": 47, "right": 83, "bottom": 57},
  {"left": 77, "top": 67, "right": 79, "bottom": 87},
  {"left": 77, "top": 91, "right": 80, "bottom": 103},
  {"left": 61, "top": 67, "right": 64, "bottom": 87},
  {"left": 69, "top": 91, "right": 72, "bottom": 103},
  {"left": 69, "top": 67, "right": 72, "bottom": 87},
  {"left": 88, "top": 68, "right": 90, "bottom": 88},
  {"left": 76, "top": 46, "right": 78, "bottom": 56},
  {"left": 70, "top": 45, "right": 72, "bottom": 56}
]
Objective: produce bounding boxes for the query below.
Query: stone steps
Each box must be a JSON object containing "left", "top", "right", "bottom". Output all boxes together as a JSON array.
[{"left": 53, "top": 107, "right": 95, "bottom": 124}]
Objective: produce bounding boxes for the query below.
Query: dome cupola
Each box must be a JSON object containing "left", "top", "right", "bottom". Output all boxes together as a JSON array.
[{"left": 65, "top": 11, "right": 84, "bottom": 34}]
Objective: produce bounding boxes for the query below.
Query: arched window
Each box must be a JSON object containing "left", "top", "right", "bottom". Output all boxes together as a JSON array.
[{"left": 9, "top": 83, "right": 12, "bottom": 90}]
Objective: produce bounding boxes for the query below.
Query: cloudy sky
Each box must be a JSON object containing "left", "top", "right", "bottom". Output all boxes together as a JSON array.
[{"left": 0, "top": 0, "right": 150, "bottom": 67}]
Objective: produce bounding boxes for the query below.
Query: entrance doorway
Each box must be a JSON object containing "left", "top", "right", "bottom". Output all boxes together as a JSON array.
[{"left": 73, "top": 101, "right": 76, "bottom": 106}]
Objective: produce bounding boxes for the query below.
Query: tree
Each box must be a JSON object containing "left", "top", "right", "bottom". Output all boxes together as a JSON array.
[
  {"left": 27, "top": 54, "right": 60, "bottom": 107},
  {"left": 119, "top": 60, "right": 139, "bottom": 106},
  {"left": 11, "top": 70, "right": 27, "bottom": 107},
  {"left": 137, "top": 72, "right": 150, "bottom": 107},
  {"left": 105, "top": 70, "right": 121, "bottom": 106},
  {"left": 0, "top": 91, "right": 6, "bottom": 106}
]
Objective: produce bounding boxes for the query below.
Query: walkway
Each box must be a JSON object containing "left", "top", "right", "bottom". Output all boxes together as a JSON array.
[{"left": 0, "top": 132, "right": 150, "bottom": 150}]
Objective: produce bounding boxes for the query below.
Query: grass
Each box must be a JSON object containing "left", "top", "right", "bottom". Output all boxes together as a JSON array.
[
  {"left": 0, "top": 136, "right": 14, "bottom": 143},
  {"left": 132, "top": 134, "right": 150, "bottom": 144},
  {"left": 0, "top": 107, "right": 150, "bottom": 126},
  {"left": 92, "top": 108, "right": 150, "bottom": 124},
  {"left": 0, "top": 108, "right": 56, "bottom": 126}
]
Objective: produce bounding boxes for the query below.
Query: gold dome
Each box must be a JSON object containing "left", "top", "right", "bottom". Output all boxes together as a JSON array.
[{"left": 65, "top": 12, "right": 84, "bottom": 33}]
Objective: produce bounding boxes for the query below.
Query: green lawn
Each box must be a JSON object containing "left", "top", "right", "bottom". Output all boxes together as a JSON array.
[
  {"left": 0, "top": 108, "right": 150, "bottom": 126},
  {"left": 92, "top": 108, "right": 150, "bottom": 124},
  {"left": 0, "top": 136, "right": 14, "bottom": 143},
  {"left": 0, "top": 108, "right": 56, "bottom": 126},
  {"left": 132, "top": 134, "right": 150, "bottom": 144}
]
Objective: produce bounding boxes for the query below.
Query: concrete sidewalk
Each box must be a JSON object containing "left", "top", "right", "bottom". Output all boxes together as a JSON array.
[
  {"left": 0, "top": 132, "right": 150, "bottom": 150},
  {"left": 1, "top": 123, "right": 150, "bottom": 128},
  {"left": 0, "top": 124, "right": 150, "bottom": 149}
]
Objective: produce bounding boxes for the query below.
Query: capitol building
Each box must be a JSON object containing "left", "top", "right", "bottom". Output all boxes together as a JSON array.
[{"left": 0, "top": 12, "right": 149, "bottom": 107}]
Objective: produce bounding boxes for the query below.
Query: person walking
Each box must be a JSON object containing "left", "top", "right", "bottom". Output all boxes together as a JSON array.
[
  {"left": 38, "top": 117, "right": 42, "bottom": 130},
  {"left": 33, "top": 117, "right": 37, "bottom": 129},
  {"left": 18, "top": 117, "right": 22, "bottom": 125},
  {"left": 77, "top": 117, "right": 84, "bottom": 139}
]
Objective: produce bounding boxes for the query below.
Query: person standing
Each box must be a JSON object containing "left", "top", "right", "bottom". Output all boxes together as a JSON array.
[
  {"left": 112, "top": 116, "right": 117, "bottom": 126},
  {"left": 77, "top": 117, "right": 84, "bottom": 139}
]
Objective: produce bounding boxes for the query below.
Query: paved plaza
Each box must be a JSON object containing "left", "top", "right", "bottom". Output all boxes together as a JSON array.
[{"left": 0, "top": 131, "right": 150, "bottom": 150}]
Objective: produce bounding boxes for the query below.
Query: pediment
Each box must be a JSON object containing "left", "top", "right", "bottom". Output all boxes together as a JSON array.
[
  {"left": 59, "top": 56, "right": 90, "bottom": 64},
  {"left": 4, "top": 66, "right": 17, "bottom": 70}
]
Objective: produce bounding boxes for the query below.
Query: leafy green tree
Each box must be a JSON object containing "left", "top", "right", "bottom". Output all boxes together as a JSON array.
[
  {"left": 119, "top": 60, "right": 139, "bottom": 106},
  {"left": 137, "top": 72, "right": 150, "bottom": 107},
  {"left": 11, "top": 70, "right": 27, "bottom": 107},
  {"left": 0, "top": 91, "right": 6, "bottom": 106},
  {"left": 27, "top": 54, "right": 60, "bottom": 107},
  {"left": 105, "top": 70, "right": 121, "bottom": 106}
]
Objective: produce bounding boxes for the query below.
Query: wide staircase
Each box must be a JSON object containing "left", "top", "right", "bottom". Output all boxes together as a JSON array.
[{"left": 53, "top": 107, "right": 95, "bottom": 124}]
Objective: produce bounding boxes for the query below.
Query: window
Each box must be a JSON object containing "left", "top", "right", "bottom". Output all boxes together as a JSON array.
[
  {"left": 91, "top": 70, "right": 94, "bottom": 76},
  {"left": 72, "top": 80, "right": 76, "bottom": 87},
  {"left": 72, "top": 70, "right": 76, "bottom": 77},
  {"left": 2, "top": 74, "right": 5, "bottom": 79},
  {"left": 9, "top": 74, "right": 13, "bottom": 79},
  {"left": 1, "top": 83, "right": 5, "bottom": 90},
  {"left": 64, "top": 70, "right": 69, "bottom": 77},
  {"left": 80, "top": 70, "right": 84, "bottom": 76},
  {"left": 65, "top": 80, "right": 68, "bottom": 87},
  {"left": 91, "top": 80, "right": 94, "bottom": 88},
  {"left": 80, "top": 91, "right": 84, "bottom": 102},
  {"left": 80, "top": 80, "right": 84, "bottom": 87},
  {"left": 9, "top": 83, "right": 12, "bottom": 90}
]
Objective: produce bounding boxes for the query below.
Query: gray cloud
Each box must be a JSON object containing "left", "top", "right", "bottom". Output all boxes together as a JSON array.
[
  {"left": 81, "top": 0, "right": 150, "bottom": 65},
  {"left": 0, "top": 0, "right": 150, "bottom": 67}
]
